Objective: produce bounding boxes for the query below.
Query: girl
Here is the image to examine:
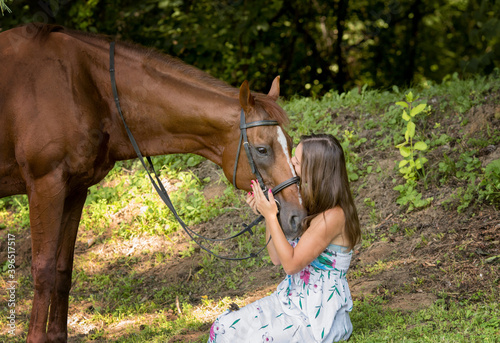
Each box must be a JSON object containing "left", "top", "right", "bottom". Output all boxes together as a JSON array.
[{"left": 208, "top": 134, "right": 361, "bottom": 343}]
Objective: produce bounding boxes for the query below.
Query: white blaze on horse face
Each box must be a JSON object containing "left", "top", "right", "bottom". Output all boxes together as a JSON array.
[{"left": 276, "top": 127, "right": 302, "bottom": 204}]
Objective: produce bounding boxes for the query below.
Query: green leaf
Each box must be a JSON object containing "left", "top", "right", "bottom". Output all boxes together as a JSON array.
[
  {"left": 348, "top": 172, "right": 359, "bottom": 181},
  {"left": 414, "top": 141, "right": 428, "bottom": 151},
  {"left": 410, "top": 103, "right": 427, "bottom": 117},
  {"left": 0, "top": 0, "right": 12, "bottom": 15},
  {"left": 407, "top": 121, "right": 416, "bottom": 138},
  {"left": 405, "top": 91, "right": 414, "bottom": 102},
  {"left": 415, "top": 159, "right": 422, "bottom": 169},
  {"left": 416, "top": 157, "right": 428, "bottom": 169},
  {"left": 396, "top": 101, "right": 409, "bottom": 108},
  {"left": 394, "top": 184, "right": 404, "bottom": 191},
  {"left": 399, "top": 160, "right": 409, "bottom": 168},
  {"left": 399, "top": 146, "right": 411, "bottom": 157},
  {"left": 402, "top": 110, "right": 410, "bottom": 121},
  {"left": 485, "top": 159, "right": 500, "bottom": 175}
]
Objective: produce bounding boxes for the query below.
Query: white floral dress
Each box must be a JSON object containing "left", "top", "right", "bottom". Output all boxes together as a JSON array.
[{"left": 208, "top": 239, "right": 354, "bottom": 342}]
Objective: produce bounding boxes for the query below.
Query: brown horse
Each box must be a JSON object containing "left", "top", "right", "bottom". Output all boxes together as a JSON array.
[{"left": 0, "top": 24, "right": 306, "bottom": 342}]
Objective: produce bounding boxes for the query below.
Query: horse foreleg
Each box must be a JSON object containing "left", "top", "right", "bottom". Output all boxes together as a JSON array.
[
  {"left": 26, "top": 174, "right": 66, "bottom": 343},
  {"left": 47, "top": 190, "right": 87, "bottom": 343}
]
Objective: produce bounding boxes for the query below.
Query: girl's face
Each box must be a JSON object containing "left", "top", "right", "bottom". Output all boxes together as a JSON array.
[{"left": 292, "top": 143, "right": 303, "bottom": 177}]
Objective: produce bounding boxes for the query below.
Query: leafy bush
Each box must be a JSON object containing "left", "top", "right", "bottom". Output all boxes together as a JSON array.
[{"left": 479, "top": 159, "right": 500, "bottom": 206}]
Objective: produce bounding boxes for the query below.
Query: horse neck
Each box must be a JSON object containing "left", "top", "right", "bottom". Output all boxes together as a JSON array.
[{"left": 106, "top": 46, "right": 240, "bottom": 165}]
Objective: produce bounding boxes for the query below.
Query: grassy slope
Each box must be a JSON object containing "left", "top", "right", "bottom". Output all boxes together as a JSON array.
[{"left": 1, "top": 73, "right": 499, "bottom": 342}]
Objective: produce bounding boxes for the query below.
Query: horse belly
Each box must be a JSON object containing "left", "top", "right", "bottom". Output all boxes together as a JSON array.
[
  {"left": 0, "top": 63, "right": 26, "bottom": 197},
  {"left": 0, "top": 148, "right": 26, "bottom": 198},
  {"left": 0, "top": 108, "right": 25, "bottom": 197}
]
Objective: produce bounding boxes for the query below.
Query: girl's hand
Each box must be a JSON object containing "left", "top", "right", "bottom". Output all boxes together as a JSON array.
[
  {"left": 245, "top": 192, "right": 259, "bottom": 215},
  {"left": 251, "top": 180, "right": 278, "bottom": 219}
]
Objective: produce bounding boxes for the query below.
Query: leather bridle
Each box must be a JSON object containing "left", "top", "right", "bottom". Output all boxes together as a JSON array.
[
  {"left": 232, "top": 108, "right": 300, "bottom": 197},
  {"left": 109, "top": 41, "right": 299, "bottom": 260}
]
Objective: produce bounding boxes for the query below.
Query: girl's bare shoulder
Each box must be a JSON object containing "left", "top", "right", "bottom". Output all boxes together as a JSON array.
[
  {"left": 324, "top": 207, "right": 348, "bottom": 246},
  {"left": 309, "top": 206, "right": 345, "bottom": 235},
  {"left": 324, "top": 206, "right": 345, "bottom": 226}
]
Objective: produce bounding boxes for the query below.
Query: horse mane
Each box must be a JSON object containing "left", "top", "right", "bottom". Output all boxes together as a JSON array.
[
  {"left": 253, "top": 95, "right": 290, "bottom": 126},
  {"left": 30, "top": 23, "right": 65, "bottom": 42},
  {"left": 26, "top": 23, "right": 289, "bottom": 126}
]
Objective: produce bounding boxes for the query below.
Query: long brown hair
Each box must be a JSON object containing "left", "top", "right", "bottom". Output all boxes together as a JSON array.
[{"left": 299, "top": 134, "right": 361, "bottom": 250}]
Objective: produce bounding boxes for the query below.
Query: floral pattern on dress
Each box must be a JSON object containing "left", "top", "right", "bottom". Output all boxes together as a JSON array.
[
  {"left": 209, "top": 319, "right": 225, "bottom": 341},
  {"left": 300, "top": 268, "right": 311, "bottom": 285},
  {"left": 262, "top": 332, "right": 274, "bottom": 342},
  {"left": 207, "top": 240, "right": 353, "bottom": 343}
]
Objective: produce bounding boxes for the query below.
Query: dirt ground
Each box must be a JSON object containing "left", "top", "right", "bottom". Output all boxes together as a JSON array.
[{"left": 1, "top": 92, "right": 499, "bottom": 342}]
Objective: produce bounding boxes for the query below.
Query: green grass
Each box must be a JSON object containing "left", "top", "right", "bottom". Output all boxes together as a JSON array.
[
  {"left": 2, "top": 294, "right": 498, "bottom": 342},
  {"left": 351, "top": 297, "right": 500, "bottom": 342}
]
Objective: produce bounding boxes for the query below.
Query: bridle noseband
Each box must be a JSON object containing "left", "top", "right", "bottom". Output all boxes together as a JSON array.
[{"left": 109, "top": 41, "right": 299, "bottom": 260}]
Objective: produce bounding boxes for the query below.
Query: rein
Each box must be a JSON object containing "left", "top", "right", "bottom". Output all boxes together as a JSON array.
[{"left": 109, "top": 42, "right": 299, "bottom": 260}]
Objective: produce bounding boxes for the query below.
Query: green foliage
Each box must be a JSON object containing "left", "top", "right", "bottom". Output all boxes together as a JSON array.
[
  {"left": 350, "top": 297, "right": 500, "bottom": 342},
  {"left": 480, "top": 159, "right": 500, "bottom": 205},
  {"left": 395, "top": 92, "right": 429, "bottom": 180},
  {"left": 1, "top": 1, "right": 499, "bottom": 96},
  {"left": 67, "top": 0, "right": 100, "bottom": 32},
  {"left": 393, "top": 92, "right": 433, "bottom": 211},
  {"left": 283, "top": 97, "right": 341, "bottom": 140},
  {"left": 393, "top": 180, "right": 433, "bottom": 212},
  {"left": 0, "top": 195, "right": 30, "bottom": 231},
  {"left": 363, "top": 197, "right": 379, "bottom": 225},
  {"left": 439, "top": 149, "right": 499, "bottom": 212},
  {"left": 341, "top": 130, "right": 365, "bottom": 182},
  {"left": 0, "top": 0, "right": 11, "bottom": 15},
  {"left": 438, "top": 153, "right": 456, "bottom": 184}
]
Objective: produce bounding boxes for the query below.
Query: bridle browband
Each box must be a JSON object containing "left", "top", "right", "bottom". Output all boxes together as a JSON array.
[{"left": 109, "top": 41, "right": 299, "bottom": 260}]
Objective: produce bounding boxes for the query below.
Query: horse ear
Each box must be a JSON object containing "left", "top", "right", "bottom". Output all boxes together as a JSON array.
[
  {"left": 268, "top": 76, "right": 280, "bottom": 101},
  {"left": 239, "top": 80, "right": 255, "bottom": 113}
]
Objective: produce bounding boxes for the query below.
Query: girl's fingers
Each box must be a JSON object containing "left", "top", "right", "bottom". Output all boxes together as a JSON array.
[
  {"left": 267, "top": 188, "right": 275, "bottom": 202},
  {"left": 251, "top": 180, "right": 262, "bottom": 198},
  {"left": 250, "top": 180, "right": 278, "bottom": 217}
]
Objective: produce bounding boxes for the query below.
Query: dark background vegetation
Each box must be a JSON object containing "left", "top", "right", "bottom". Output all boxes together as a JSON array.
[{"left": 1, "top": 0, "right": 499, "bottom": 97}]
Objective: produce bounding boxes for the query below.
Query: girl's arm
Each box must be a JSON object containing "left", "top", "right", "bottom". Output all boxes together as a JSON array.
[
  {"left": 252, "top": 181, "right": 345, "bottom": 275},
  {"left": 265, "top": 224, "right": 281, "bottom": 265},
  {"left": 246, "top": 192, "right": 281, "bottom": 265}
]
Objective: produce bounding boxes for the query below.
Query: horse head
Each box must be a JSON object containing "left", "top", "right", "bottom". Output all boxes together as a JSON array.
[{"left": 222, "top": 76, "right": 306, "bottom": 239}]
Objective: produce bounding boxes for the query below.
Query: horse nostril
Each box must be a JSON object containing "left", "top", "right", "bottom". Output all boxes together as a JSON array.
[{"left": 289, "top": 215, "right": 300, "bottom": 231}]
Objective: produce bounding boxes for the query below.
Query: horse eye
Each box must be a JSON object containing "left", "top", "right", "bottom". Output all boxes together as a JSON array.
[{"left": 256, "top": 147, "right": 268, "bottom": 155}]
